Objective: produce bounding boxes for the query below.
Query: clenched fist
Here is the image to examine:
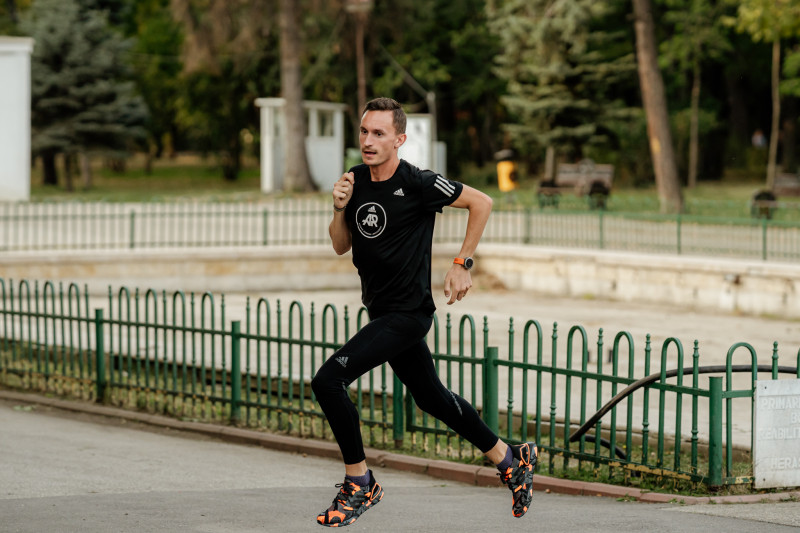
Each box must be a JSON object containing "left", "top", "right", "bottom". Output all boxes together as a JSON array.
[{"left": 333, "top": 172, "right": 355, "bottom": 211}]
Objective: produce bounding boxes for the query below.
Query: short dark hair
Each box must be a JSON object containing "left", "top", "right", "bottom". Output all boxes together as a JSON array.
[{"left": 363, "top": 97, "right": 406, "bottom": 134}]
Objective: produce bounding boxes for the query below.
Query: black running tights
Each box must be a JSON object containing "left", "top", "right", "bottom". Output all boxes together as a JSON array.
[{"left": 311, "top": 310, "right": 499, "bottom": 465}]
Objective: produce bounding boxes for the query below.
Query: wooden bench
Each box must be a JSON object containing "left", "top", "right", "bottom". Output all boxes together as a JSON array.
[
  {"left": 751, "top": 190, "right": 778, "bottom": 219},
  {"left": 774, "top": 172, "right": 800, "bottom": 197},
  {"left": 538, "top": 159, "right": 614, "bottom": 209}
]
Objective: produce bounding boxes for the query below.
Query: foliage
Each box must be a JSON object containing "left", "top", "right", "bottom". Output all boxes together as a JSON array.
[
  {"left": 127, "top": 0, "right": 183, "bottom": 157},
  {"left": 168, "top": 0, "right": 280, "bottom": 180},
  {"left": 487, "top": 0, "right": 638, "bottom": 166},
  {"left": 724, "top": 0, "right": 800, "bottom": 43},
  {"left": 782, "top": 46, "right": 800, "bottom": 97},
  {"left": 21, "top": 0, "right": 148, "bottom": 159}
]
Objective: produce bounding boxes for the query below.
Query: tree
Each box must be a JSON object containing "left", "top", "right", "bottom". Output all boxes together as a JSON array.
[
  {"left": 633, "top": 0, "right": 683, "bottom": 213},
  {"left": 487, "top": 0, "right": 638, "bottom": 178},
  {"left": 169, "top": 0, "right": 302, "bottom": 183},
  {"left": 279, "top": 0, "right": 315, "bottom": 191},
  {"left": 726, "top": 0, "right": 800, "bottom": 187},
  {"left": 22, "top": 0, "right": 148, "bottom": 188},
  {"left": 660, "top": 0, "right": 731, "bottom": 188},
  {"left": 128, "top": 0, "right": 183, "bottom": 167}
]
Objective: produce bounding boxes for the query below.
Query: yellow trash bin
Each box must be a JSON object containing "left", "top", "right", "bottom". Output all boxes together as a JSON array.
[{"left": 497, "top": 160, "right": 518, "bottom": 192}]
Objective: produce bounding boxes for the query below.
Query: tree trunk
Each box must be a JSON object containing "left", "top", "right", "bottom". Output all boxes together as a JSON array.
[
  {"left": 355, "top": 11, "right": 367, "bottom": 116},
  {"left": 279, "top": 0, "right": 316, "bottom": 192},
  {"left": 632, "top": 0, "right": 683, "bottom": 213},
  {"left": 6, "top": 0, "right": 17, "bottom": 24},
  {"left": 63, "top": 153, "right": 74, "bottom": 192},
  {"left": 781, "top": 98, "right": 797, "bottom": 173},
  {"left": 688, "top": 60, "right": 701, "bottom": 189},
  {"left": 766, "top": 39, "right": 781, "bottom": 188},
  {"left": 79, "top": 152, "right": 93, "bottom": 190},
  {"left": 42, "top": 151, "right": 58, "bottom": 186},
  {"left": 544, "top": 145, "right": 555, "bottom": 181}
]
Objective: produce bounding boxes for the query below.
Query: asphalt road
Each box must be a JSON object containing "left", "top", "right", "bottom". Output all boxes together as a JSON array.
[{"left": 2, "top": 400, "right": 799, "bottom": 533}]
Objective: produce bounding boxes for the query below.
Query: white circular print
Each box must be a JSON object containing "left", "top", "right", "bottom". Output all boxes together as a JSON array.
[{"left": 355, "top": 202, "right": 387, "bottom": 239}]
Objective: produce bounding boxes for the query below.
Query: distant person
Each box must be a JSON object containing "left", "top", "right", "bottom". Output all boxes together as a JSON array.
[
  {"left": 313, "top": 96, "right": 538, "bottom": 527},
  {"left": 752, "top": 129, "right": 767, "bottom": 148}
]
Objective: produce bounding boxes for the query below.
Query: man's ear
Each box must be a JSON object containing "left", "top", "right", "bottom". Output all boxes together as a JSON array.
[{"left": 394, "top": 133, "right": 407, "bottom": 149}]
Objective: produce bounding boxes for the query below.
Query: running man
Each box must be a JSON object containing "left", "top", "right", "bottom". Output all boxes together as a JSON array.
[{"left": 312, "top": 97, "right": 537, "bottom": 527}]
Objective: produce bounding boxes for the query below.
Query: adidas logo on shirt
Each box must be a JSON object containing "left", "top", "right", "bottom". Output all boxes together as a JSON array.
[
  {"left": 434, "top": 175, "right": 455, "bottom": 197},
  {"left": 368, "top": 205, "right": 376, "bottom": 213},
  {"left": 336, "top": 356, "right": 348, "bottom": 367},
  {"left": 393, "top": 188, "right": 404, "bottom": 196}
]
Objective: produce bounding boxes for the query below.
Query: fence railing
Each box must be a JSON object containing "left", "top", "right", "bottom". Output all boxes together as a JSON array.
[
  {"left": 2, "top": 277, "right": 798, "bottom": 489},
  {"left": 3, "top": 200, "right": 800, "bottom": 262}
]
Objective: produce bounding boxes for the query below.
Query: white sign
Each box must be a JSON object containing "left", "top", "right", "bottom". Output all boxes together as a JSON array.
[{"left": 753, "top": 379, "right": 800, "bottom": 489}]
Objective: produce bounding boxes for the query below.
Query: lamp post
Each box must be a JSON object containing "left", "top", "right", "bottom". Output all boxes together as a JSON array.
[{"left": 345, "top": 0, "right": 373, "bottom": 115}]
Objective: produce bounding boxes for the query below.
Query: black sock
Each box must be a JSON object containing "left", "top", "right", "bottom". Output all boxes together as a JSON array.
[
  {"left": 496, "top": 446, "right": 514, "bottom": 471},
  {"left": 346, "top": 470, "right": 371, "bottom": 487}
]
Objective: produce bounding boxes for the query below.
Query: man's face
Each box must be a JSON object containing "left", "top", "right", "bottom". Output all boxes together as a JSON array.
[{"left": 359, "top": 110, "right": 405, "bottom": 167}]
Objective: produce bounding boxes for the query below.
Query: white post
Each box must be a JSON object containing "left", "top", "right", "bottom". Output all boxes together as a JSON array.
[{"left": 0, "top": 37, "right": 34, "bottom": 202}]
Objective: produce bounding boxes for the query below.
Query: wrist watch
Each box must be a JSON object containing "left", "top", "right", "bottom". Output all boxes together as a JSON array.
[{"left": 453, "top": 257, "right": 474, "bottom": 270}]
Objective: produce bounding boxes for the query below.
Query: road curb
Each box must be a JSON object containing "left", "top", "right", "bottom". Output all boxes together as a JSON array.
[{"left": 2, "top": 389, "right": 798, "bottom": 506}]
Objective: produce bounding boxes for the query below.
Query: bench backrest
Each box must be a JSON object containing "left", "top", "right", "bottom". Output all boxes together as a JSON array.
[
  {"left": 555, "top": 161, "right": 614, "bottom": 193},
  {"left": 774, "top": 173, "right": 800, "bottom": 197}
]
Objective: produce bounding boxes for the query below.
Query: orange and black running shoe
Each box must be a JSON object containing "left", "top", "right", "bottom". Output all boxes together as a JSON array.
[
  {"left": 316, "top": 475, "right": 384, "bottom": 527},
  {"left": 499, "top": 442, "right": 538, "bottom": 518}
]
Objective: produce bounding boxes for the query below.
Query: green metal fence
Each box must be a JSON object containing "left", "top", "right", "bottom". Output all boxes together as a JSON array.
[
  {"left": 3, "top": 200, "right": 800, "bottom": 262},
  {"left": 1, "top": 277, "right": 798, "bottom": 489}
]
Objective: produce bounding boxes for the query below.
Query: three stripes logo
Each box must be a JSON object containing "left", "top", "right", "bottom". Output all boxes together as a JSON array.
[
  {"left": 434, "top": 175, "right": 455, "bottom": 197},
  {"left": 393, "top": 188, "right": 404, "bottom": 196},
  {"left": 336, "top": 356, "right": 348, "bottom": 368}
]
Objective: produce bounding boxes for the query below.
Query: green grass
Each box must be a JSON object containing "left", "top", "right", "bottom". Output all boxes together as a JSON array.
[{"left": 31, "top": 153, "right": 271, "bottom": 203}]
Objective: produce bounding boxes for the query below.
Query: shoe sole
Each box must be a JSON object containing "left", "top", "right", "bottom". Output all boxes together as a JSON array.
[{"left": 512, "top": 443, "right": 538, "bottom": 518}]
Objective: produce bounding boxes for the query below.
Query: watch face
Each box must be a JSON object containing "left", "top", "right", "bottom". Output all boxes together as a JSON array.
[{"left": 464, "top": 257, "right": 474, "bottom": 269}]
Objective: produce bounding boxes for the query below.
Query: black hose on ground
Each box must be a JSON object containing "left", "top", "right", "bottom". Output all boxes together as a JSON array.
[{"left": 567, "top": 364, "right": 799, "bottom": 460}]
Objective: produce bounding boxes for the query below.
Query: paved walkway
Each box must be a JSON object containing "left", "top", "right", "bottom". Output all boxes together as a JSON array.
[{"left": 2, "top": 392, "right": 799, "bottom": 533}]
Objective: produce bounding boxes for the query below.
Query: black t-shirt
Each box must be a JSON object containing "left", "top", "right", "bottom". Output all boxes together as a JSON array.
[{"left": 343, "top": 160, "right": 463, "bottom": 316}]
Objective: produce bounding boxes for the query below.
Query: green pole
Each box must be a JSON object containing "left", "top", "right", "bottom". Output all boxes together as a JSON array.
[
  {"left": 94, "top": 309, "right": 106, "bottom": 403},
  {"left": 230, "top": 320, "right": 242, "bottom": 424},
  {"left": 392, "top": 374, "right": 404, "bottom": 448},
  {"left": 708, "top": 376, "right": 723, "bottom": 489},
  {"left": 483, "top": 346, "right": 499, "bottom": 435},
  {"left": 761, "top": 218, "right": 768, "bottom": 261},
  {"left": 524, "top": 207, "right": 532, "bottom": 244},
  {"left": 129, "top": 211, "right": 136, "bottom": 249},
  {"left": 598, "top": 210, "right": 604, "bottom": 249}
]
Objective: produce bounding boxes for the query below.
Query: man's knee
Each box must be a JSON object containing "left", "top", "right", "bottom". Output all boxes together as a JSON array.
[{"left": 311, "top": 364, "right": 344, "bottom": 398}]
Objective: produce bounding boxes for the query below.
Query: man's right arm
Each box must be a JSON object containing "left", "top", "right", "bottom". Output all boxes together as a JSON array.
[
  {"left": 329, "top": 209, "right": 351, "bottom": 255},
  {"left": 329, "top": 172, "right": 354, "bottom": 255}
]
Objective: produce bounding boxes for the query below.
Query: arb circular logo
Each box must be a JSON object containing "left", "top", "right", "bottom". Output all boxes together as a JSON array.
[{"left": 355, "top": 202, "right": 387, "bottom": 239}]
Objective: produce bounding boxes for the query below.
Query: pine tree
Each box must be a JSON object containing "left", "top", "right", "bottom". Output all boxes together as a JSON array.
[
  {"left": 22, "top": 0, "right": 148, "bottom": 188},
  {"left": 487, "top": 0, "right": 638, "bottom": 174}
]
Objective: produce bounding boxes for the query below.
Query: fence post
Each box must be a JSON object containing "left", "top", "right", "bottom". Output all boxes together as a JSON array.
[
  {"left": 761, "top": 218, "right": 768, "bottom": 261},
  {"left": 129, "top": 210, "right": 136, "bottom": 249},
  {"left": 598, "top": 210, "right": 605, "bottom": 249},
  {"left": 483, "top": 346, "right": 499, "bottom": 435},
  {"left": 524, "top": 207, "right": 532, "bottom": 244},
  {"left": 262, "top": 208, "right": 269, "bottom": 246},
  {"left": 94, "top": 309, "right": 106, "bottom": 403},
  {"left": 230, "top": 320, "right": 242, "bottom": 424},
  {"left": 676, "top": 213, "right": 682, "bottom": 255},
  {"left": 392, "top": 374, "right": 404, "bottom": 448},
  {"left": 708, "top": 376, "right": 723, "bottom": 489}
]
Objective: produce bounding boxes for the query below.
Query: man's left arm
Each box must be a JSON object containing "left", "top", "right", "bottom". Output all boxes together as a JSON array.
[{"left": 443, "top": 184, "right": 493, "bottom": 305}]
